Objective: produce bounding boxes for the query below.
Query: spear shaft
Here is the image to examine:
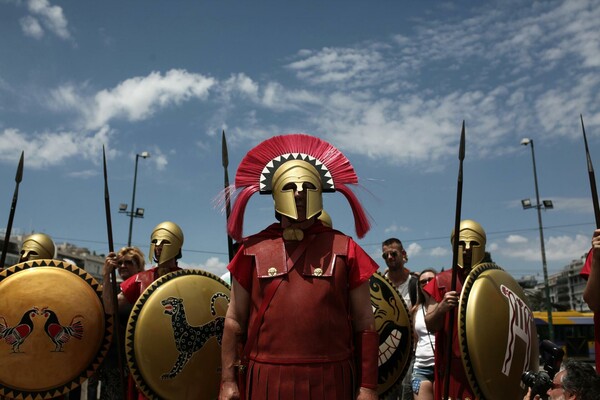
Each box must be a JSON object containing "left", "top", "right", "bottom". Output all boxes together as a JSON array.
[
  {"left": 222, "top": 130, "right": 235, "bottom": 261},
  {"left": 103, "top": 146, "right": 127, "bottom": 398},
  {"left": 0, "top": 151, "right": 24, "bottom": 269},
  {"left": 443, "top": 121, "right": 465, "bottom": 400},
  {"left": 580, "top": 115, "right": 600, "bottom": 228}
]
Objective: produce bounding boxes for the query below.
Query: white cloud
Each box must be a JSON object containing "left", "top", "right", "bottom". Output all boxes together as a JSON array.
[
  {"left": 383, "top": 224, "right": 409, "bottom": 234},
  {"left": 506, "top": 235, "right": 528, "bottom": 244},
  {"left": 430, "top": 246, "right": 450, "bottom": 257},
  {"left": 20, "top": 0, "right": 71, "bottom": 40},
  {"left": 186, "top": 256, "right": 228, "bottom": 277},
  {"left": 47, "top": 70, "right": 217, "bottom": 130},
  {"left": 20, "top": 15, "right": 43, "bottom": 39},
  {"left": 0, "top": 125, "right": 113, "bottom": 169},
  {"left": 499, "top": 233, "right": 589, "bottom": 263},
  {"left": 405, "top": 242, "right": 422, "bottom": 258}
]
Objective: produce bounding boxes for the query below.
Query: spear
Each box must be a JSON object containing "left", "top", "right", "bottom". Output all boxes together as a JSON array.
[
  {"left": 222, "top": 130, "right": 235, "bottom": 261},
  {"left": 580, "top": 115, "right": 600, "bottom": 228},
  {"left": 0, "top": 151, "right": 24, "bottom": 269},
  {"left": 102, "top": 146, "right": 127, "bottom": 398},
  {"left": 443, "top": 121, "right": 465, "bottom": 400}
]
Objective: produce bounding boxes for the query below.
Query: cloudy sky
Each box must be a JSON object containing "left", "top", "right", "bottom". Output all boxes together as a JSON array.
[{"left": 1, "top": 0, "right": 600, "bottom": 280}]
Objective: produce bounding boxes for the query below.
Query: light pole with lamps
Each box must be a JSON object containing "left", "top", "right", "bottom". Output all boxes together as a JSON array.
[
  {"left": 520, "top": 138, "right": 554, "bottom": 341},
  {"left": 119, "top": 151, "right": 150, "bottom": 246}
]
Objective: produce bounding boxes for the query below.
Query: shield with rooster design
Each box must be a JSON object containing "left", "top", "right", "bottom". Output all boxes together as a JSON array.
[
  {"left": 0, "top": 259, "right": 112, "bottom": 399},
  {"left": 126, "top": 269, "right": 230, "bottom": 400},
  {"left": 370, "top": 271, "right": 413, "bottom": 397},
  {"left": 458, "top": 262, "right": 539, "bottom": 400}
]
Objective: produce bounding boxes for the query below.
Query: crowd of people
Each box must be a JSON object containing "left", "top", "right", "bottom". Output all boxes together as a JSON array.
[{"left": 6, "top": 132, "right": 600, "bottom": 400}]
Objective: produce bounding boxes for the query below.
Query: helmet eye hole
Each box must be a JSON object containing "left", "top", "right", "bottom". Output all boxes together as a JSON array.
[
  {"left": 282, "top": 182, "right": 296, "bottom": 191},
  {"left": 303, "top": 182, "right": 316, "bottom": 190}
]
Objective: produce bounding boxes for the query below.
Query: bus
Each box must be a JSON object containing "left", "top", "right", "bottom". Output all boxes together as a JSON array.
[{"left": 532, "top": 311, "right": 595, "bottom": 362}]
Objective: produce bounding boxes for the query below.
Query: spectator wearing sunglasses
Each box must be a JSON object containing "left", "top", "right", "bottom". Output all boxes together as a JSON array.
[
  {"left": 523, "top": 359, "right": 600, "bottom": 400},
  {"left": 381, "top": 238, "right": 417, "bottom": 400},
  {"left": 411, "top": 268, "right": 437, "bottom": 400}
]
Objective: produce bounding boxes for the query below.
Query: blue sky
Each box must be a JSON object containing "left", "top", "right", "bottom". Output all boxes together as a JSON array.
[{"left": 1, "top": 0, "right": 600, "bottom": 281}]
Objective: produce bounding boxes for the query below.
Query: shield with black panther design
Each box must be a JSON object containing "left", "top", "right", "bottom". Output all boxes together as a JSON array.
[
  {"left": 458, "top": 262, "right": 539, "bottom": 400},
  {"left": 370, "top": 271, "right": 413, "bottom": 397},
  {"left": 0, "top": 259, "right": 112, "bottom": 400},
  {"left": 126, "top": 269, "right": 230, "bottom": 400}
]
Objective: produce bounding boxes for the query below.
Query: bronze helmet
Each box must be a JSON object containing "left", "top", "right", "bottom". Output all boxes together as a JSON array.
[
  {"left": 271, "top": 159, "right": 323, "bottom": 221},
  {"left": 149, "top": 221, "right": 184, "bottom": 265},
  {"left": 19, "top": 233, "right": 56, "bottom": 262},
  {"left": 451, "top": 219, "right": 486, "bottom": 269}
]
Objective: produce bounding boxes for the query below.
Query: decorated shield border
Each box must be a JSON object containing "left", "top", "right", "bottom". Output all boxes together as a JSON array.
[
  {"left": 370, "top": 271, "right": 414, "bottom": 397},
  {"left": 125, "top": 268, "right": 231, "bottom": 400},
  {"left": 457, "top": 262, "right": 502, "bottom": 399},
  {"left": 0, "top": 259, "right": 113, "bottom": 400}
]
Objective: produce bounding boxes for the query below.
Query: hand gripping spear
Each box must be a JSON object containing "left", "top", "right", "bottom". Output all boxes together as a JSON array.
[
  {"left": 102, "top": 146, "right": 127, "bottom": 398},
  {"left": 443, "top": 121, "right": 466, "bottom": 400},
  {"left": 222, "top": 130, "right": 235, "bottom": 262},
  {"left": 0, "top": 151, "right": 24, "bottom": 270},
  {"left": 580, "top": 115, "right": 600, "bottom": 228}
]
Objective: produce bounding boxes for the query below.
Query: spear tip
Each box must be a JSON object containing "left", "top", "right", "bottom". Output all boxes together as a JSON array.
[
  {"left": 458, "top": 120, "right": 466, "bottom": 161},
  {"left": 15, "top": 151, "right": 24, "bottom": 183},
  {"left": 222, "top": 130, "right": 229, "bottom": 168}
]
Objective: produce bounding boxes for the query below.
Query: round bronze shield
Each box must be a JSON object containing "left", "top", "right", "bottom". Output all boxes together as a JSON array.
[
  {"left": 370, "top": 272, "right": 413, "bottom": 397},
  {"left": 0, "top": 259, "right": 112, "bottom": 399},
  {"left": 126, "top": 269, "right": 230, "bottom": 400},
  {"left": 458, "top": 262, "right": 539, "bottom": 400}
]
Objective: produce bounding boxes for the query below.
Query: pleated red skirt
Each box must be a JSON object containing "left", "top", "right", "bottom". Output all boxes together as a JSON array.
[{"left": 246, "top": 359, "right": 355, "bottom": 399}]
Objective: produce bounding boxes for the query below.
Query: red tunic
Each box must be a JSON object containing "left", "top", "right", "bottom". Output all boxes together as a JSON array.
[
  {"left": 228, "top": 223, "right": 379, "bottom": 399},
  {"left": 579, "top": 249, "right": 600, "bottom": 372},
  {"left": 423, "top": 270, "right": 476, "bottom": 400},
  {"left": 119, "top": 265, "right": 182, "bottom": 400}
]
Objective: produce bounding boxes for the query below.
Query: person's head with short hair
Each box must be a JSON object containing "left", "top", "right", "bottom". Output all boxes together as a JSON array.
[
  {"left": 116, "top": 247, "right": 145, "bottom": 281},
  {"left": 548, "top": 359, "right": 600, "bottom": 400},
  {"left": 381, "top": 238, "right": 407, "bottom": 271}
]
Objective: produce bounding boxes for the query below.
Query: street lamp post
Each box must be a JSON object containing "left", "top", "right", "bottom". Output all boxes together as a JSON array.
[
  {"left": 121, "top": 152, "right": 150, "bottom": 246},
  {"left": 521, "top": 138, "right": 554, "bottom": 341}
]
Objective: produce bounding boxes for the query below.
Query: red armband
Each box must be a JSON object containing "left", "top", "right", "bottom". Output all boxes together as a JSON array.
[{"left": 355, "top": 330, "right": 379, "bottom": 390}]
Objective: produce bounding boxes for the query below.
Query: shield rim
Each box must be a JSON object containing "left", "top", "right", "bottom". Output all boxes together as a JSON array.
[
  {"left": 125, "top": 268, "right": 230, "bottom": 400},
  {"left": 0, "top": 259, "right": 113, "bottom": 400},
  {"left": 370, "top": 271, "right": 414, "bottom": 397}
]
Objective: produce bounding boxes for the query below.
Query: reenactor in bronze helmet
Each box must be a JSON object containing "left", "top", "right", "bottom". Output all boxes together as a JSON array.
[
  {"left": 424, "top": 220, "right": 538, "bottom": 400},
  {"left": 18, "top": 233, "right": 56, "bottom": 262},
  {"left": 220, "top": 134, "right": 379, "bottom": 400}
]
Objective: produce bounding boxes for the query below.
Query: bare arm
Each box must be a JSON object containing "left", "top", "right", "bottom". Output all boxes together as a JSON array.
[
  {"left": 584, "top": 229, "right": 600, "bottom": 311},
  {"left": 425, "top": 290, "right": 458, "bottom": 333},
  {"left": 219, "top": 278, "right": 250, "bottom": 400},
  {"left": 350, "top": 281, "right": 375, "bottom": 331}
]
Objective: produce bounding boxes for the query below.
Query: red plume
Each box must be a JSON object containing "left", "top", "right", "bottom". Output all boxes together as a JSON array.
[{"left": 228, "top": 134, "right": 369, "bottom": 240}]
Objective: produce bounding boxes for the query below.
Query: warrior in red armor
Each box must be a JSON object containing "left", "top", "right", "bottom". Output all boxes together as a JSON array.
[
  {"left": 423, "top": 220, "right": 485, "bottom": 400},
  {"left": 219, "top": 134, "right": 379, "bottom": 400}
]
